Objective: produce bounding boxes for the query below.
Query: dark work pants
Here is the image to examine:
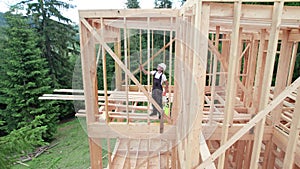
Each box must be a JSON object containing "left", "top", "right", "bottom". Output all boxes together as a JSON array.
[{"left": 152, "top": 89, "right": 163, "bottom": 115}]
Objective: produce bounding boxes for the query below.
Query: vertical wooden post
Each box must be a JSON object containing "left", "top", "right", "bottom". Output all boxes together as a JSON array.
[
  {"left": 218, "top": 1, "right": 242, "bottom": 168},
  {"left": 209, "top": 26, "right": 220, "bottom": 124},
  {"left": 127, "top": 29, "right": 131, "bottom": 83},
  {"left": 235, "top": 141, "right": 246, "bottom": 168},
  {"left": 185, "top": 13, "right": 194, "bottom": 168},
  {"left": 208, "top": 33, "right": 214, "bottom": 86},
  {"left": 245, "top": 36, "right": 258, "bottom": 108},
  {"left": 272, "top": 29, "right": 293, "bottom": 124},
  {"left": 124, "top": 17, "right": 129, "bottom": 123},
  {"left": 163, "top": 30, "right": 166, "bottom": 63},
  {"left": 171, "top": 16, "right": 181, "bottom": 124},
  {"left": 152, "top": 30, "right": 154, "bottom": 71},
  {"left": 251, "top": 29, "right": 267, "bottom": 114},
  {"left": 139, "top": 29, "right": 143, "bottom": 83},
  {"left": 188, "top": 2, "right": 210, "bottom": 168},
  {"left": 115, "top": 30, "right": 122, "bottom": 90},
  {"left": 250, "top": 1, "right": 284, "bottom": 168},
  {"left": 244, "top": 140, "right": 254, "bottom": 169},
  {"left": 220, "top": 34, "right": 230, "bottom": 85},
  {"left": 287, "top": 42, "right": 299, "bottom": 85},
  {"left": 147, "top": 17, "right": 151, "bottom": 124},
  {"left": 168, "top": 17, "right": 173, "bottom": 112},
  {"left": 80, "top": 19, "right": 102, "bottom": 169},
  {"left": 101, "top": 18, "right": 109, "bottom": 124},
  {"left": 282, "top": 88, "right": 300, "bottom": 168},
  {"left": 100, "top": 18, "right": 111, "bottom": 167}
]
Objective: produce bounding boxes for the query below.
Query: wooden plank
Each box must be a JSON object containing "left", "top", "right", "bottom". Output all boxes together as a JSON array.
[
  {"left": 244, "top": 140, "right": 254, "bottom": 169},
  {"left": 264, "top": 142, "right": 277, "bottom": 169},
  {"left": 134, "top": 139, "right": 167, "bottom": 168},
  {"left": 102, "top": 18, "right": 176, "bottom": 31},
  {"left": 251, "top": 29, "right": 267, "bottom": 114},
  {"left": 132, "top": 139, "right": 141, "bottom": 169},
  {"left": 110, "top": 139, "right": 121, "bottom": 166},
  {"left": 200, "top": 132, "right": 217, "bottom": 169},
  {"left": 168, "top": 17, "right": 173, "bottom": 113},
  {"left": 79, "top": 9, "right": 178, "bottom": 18},
  {"left": 208, "top": 33, "right": 213, "bottom": 86},
  {"left": 101, "top": 18, "right": 109, "bottom": 124},
  {"left": 158, "top": 139, "right": 161, "bottom": 169},
  {"left": 282, "top": 88, "right": 300, "bottom": 169},
  {"left": 88, "top": 123, "right": 177, "bottom": 140},
  {"left": 198, "top": 77, "right": 300, "bottom": 169},
  {"left": 245, "top": 38, "right": 258, "bottom": 108},
  {"left": 126, "top": 139, "right": 131, "bottom": 168},
  {"left": 209, "top": 26, "right": 220, "bottom": 125},
  {"left": 147, "top": 17, "right": 151, "bottom": 125},
  {"left": 163, "top": 31, "right": 166, "bottom": 63},
  {"left": 287, "top": 42, "right": 299, "bottom": 85},
  {"left": 218, "top": 1, "right": 242, "bottom": 168},
  {"left": 89, "top": 138, "right": 103, "bottom": 169},
  {"left": 147, "top": 139, "right": 150, "bottom": 168},
  {"left": 235, "top": 140, "right": 246, "bottom": 168},
  {"left": 186, "top": 8, "right": 197, "bottom": 168},
  {"left": 271, "top": 30, "right": 293, "bottom": 125},
  {"left": 80, "top": 17, "right": 102, "bottom": 169},
  {"left": 115, "top": 31, "right": 122, "bottom": 90},
  {"left": 171, "top": 16, "right": 181, "bottom": 124},
  {"left": 80, "top": 19, "right": 171, "bottom": 124},
  {"left": 185, "top": 13, "right": 193, "bottom": 169},
  {"left": 188, "top": 1, "right": 210, "bottom": 168},
  {"left": 207, "top": 125, "right": 273, "bottom": 141},
  {"left": 120, "top": 148, "right": 128, "bottom": 169},
  {"left": 123, "top": 17, "right": 129, "bottom": 123},
  {"left": 250, "top": 2, "right": 284, "bottom": 168}
]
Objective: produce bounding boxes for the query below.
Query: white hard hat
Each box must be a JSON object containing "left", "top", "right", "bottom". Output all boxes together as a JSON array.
[{"left": 158, "top": 63, "right": 166, "bottom": 71}]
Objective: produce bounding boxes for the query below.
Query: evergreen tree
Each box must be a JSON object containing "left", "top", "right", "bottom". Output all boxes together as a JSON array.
[
  {"left": 126, "top": 0, "right": 140, "bottom": 8},
  {"left": 0, "top": 115, "right": 47, "bottom": 168},
  {"left": 20, "top": 0, "right": 77, "bottom": 87},
  {"left": 20, "top": 0, "right": 77, "bottom": 118},
  {"left": 155, "top": 0, "right": 173, "bottom": 8},
  {"left": 0, "top": 12, "right": 59, "bottom": 140}
]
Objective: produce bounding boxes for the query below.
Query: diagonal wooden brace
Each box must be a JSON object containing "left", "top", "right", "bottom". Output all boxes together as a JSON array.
[{"left": 208, "top": 39, "right": 228, "bottom": 72}]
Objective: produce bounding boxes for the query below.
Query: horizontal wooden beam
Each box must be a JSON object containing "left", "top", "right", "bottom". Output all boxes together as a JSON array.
[
  {"left": 206, "top": 125, "right": 273, "bottom": 140},
  {"left": 103, "top": 18, "right": 176, "bottom": 31},
  {"left": 88, "top": 123, "right": 176, "bottom": 140},
  {"left": 79, "top": 9, "right": 178, "bottom": 19}
]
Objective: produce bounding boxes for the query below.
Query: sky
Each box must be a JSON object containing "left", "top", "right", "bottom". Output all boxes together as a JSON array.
[{"left": 0, "top": 0, "right": 182, "bottom": 23}]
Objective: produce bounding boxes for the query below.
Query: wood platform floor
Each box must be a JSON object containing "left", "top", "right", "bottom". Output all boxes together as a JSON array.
[{"left": 109, "top": 138, "right": 172, "bottom": 169}]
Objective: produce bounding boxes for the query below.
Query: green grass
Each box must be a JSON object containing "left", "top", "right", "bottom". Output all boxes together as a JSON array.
[
  {"left": 13, "top": 118, "right": 91, "bottom": 169},
  {"left": 13, "top": 118, "right": 116, "bottom": 169}
]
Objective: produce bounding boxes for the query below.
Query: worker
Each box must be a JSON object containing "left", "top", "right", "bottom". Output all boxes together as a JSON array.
[{"left": 140, "top": 63, "right": 169, "bottom": 119}]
